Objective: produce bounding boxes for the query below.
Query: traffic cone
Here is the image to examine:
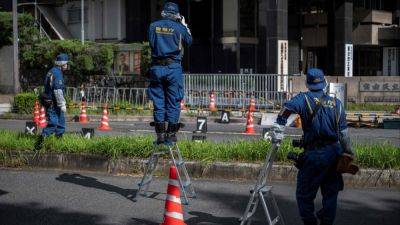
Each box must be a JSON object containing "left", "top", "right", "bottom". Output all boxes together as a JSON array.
[
  {"left": 160, "top": 166, "right": 186, "bottom": 225},
  {"left": 249, "top": 96, "right": 256, "bottom": 112},
  {"left": 33, "top": 100, "right": 40, "bottom": 125},
  {"left": 244, "top": 111, "right": 255, "bottom": 134},
  {"left": 180, "top": 100, "right": 186, "bottom": 110},
  {"left": 38, "top": 106, "right": 47, "bottom": 128},
  {"left": 209, "top": 91, "right": 217, "bottom": 112},
  {"left": 98, "top": 104, "right": 112, "bottom": 131},
  {"left": 79, "top": 101, "right": 88, "bottom": 124}
]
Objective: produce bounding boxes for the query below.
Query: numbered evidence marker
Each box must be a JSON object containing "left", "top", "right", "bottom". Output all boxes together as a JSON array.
[
  {"left": 82, "top": 128, "right": 95, "bottom": 139},
  {"left": 220, "top": 111, "right": 230, "bottom": 124},
  {"left": 193, "top": 117, "right": 207, "bottom": 142},
  {"left": 25, "top": 121, "right": 37, "bottom": 135}
]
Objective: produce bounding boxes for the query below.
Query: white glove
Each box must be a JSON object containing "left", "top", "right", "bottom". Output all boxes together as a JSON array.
[
  {"left": 180, "top": 16, "right": 191, "bottom": 35},
  {"left": 271, "top": 123, "right": 285, "bottom": 142},
  {"left": 60, "top": 105, "right": 67, "bottom": 113}
]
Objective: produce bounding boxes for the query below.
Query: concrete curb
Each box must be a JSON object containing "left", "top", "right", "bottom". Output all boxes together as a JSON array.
[{"left": 3, "top": 151, "right": 399, "bottom": 189}]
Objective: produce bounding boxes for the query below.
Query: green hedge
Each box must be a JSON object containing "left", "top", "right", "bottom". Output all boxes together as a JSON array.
[
  {"left": 0, "top": 130, "right": 399, "bottom": 169},
  {"left": 13, "top": 92, "right": 38, "bottom": 114}
]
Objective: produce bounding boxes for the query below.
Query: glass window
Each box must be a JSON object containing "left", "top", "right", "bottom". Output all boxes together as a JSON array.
[
  {"left": 240, "top": 0, "right": 257, "bottom": 37},
  {"left": 68, "top": 5, "right": 88, "bottom": 24}
]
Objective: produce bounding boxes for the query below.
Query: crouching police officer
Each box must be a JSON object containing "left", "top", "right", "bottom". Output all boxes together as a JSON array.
[
  {"left": 147, "top": 1, "right": 192, "bottom": 144},
  {"left": 272, "top": 68, "right": 354, "bottom": 225},
  {"left": 35, "top": 54, "right": 69, "bottom": 150}
]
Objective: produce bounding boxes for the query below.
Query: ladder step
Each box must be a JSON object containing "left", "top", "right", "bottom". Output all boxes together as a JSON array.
[{"left": 250, "top": 185, "right": 272, "bottom": 194}]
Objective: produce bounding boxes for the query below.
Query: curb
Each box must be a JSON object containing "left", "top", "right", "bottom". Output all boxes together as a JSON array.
[{"left": 2, "top": 151, "right": 399, "bottom": 189}]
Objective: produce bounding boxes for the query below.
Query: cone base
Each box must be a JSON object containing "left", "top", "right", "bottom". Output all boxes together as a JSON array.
[{"left": 98, "top": 126, "right": 112, "bottom": 131}]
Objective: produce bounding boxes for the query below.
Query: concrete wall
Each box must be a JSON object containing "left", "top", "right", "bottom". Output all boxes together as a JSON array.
[
  {"left": 291, "top": 75, "right": 400, "bottom": 103},
  {"left": 0, "top": 46, "right": 14, "bottom": 94}
]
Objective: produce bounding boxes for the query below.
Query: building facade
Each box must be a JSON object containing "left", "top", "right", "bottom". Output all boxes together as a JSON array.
[{"left": 1, "top": 0, "right": 399, "bottom": 76}]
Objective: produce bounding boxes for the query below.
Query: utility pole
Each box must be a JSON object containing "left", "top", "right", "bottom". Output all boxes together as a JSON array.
[
  {"left": 12, "top": 0, "right": 20, "bottom": 93},
  {"left": 81, "top": 0, "right": 85, "bottom": 44}
]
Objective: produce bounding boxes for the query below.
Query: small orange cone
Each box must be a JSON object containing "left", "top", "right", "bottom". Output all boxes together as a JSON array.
[
  {"left": 180, "top": 100, "right": 186, "bottom": 110},
  {"left": 33, "top": 100, "right": 40, "bottom": 125},
  {"left": 98, "top": 104, "right": 112, "bottom": 131},
  {"left": 160, "top": 166, "right": 186, "bottom": 225},
  {"left": 249, "top": 97, "right": 256, "bottom": 112},
  {"left": 244, "top": 111, "right": 255, "bottom": 134},
  {"left": 209, "top": 91, "right": 217, "bottom": 112},
  {"left": 38, "top": 106, "right": 47, "bottom": 128},
  {"left": 79, "top": 101, "right": 88, "bottom": 124}
]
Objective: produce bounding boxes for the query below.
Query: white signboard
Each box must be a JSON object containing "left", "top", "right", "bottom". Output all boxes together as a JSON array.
[
  {"left": 383, "top": 47, "right": 399, "bottom": 76},
  {"left": 344, "top": 44, "right": 353, "bottom": 77},
  {"left": 277, "top": 40, "right": 289, "bottom": 92},
  {"left": 329, "top": 83, "right": 347, "bottom": 107}
]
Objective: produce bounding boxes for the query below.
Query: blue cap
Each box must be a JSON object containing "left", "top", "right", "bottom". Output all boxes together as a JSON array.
[
  {"left": 55, "top": 53, "right": 69, "bottom": 66},
  {"left": 306, "top": 68, "right": 327, "bottom": 90},
  {"left": 163, "top": 2, "right": 179, "bottom": 15}
]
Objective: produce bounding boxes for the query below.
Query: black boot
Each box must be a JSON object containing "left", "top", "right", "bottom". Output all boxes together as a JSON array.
[
  {"left": 165, "top": 123, "right": 180, "bottom": 143},
  {"left": 34, "top": 135, "right": 44, "bottom": 151},
  {"left": 303, "top": 219, "right": 318, "bottom": 225},
  {"left": 154, "top": 122, "right": 165, "bottom": 144}
]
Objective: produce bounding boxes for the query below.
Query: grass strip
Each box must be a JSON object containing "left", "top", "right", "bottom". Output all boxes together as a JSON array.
[{"left": 0, "top": 129, "right": 399, "bottom": 169}]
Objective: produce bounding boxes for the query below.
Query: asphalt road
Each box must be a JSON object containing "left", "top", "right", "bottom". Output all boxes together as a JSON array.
[
  {"left": 0, "top": 119, "right": 399, "bottom": 145},
  {"left": 0, "top": 169, "right": 399, "bottom": 225}
]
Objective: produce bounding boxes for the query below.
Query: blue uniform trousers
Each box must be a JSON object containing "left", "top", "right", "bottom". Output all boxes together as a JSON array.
[
  {"left": 148, "top": 63, "right": 183, "bottom": 123},
  {"left": 296, "top": 144, "right": 343, "bottom": 225},
  {"left": 42, "top": 106, "right": 65, "bottom": 137}
]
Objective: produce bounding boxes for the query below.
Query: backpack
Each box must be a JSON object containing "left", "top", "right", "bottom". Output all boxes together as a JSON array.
[{"left": 303, "top": 93, "right": 340, "bottom": 143}]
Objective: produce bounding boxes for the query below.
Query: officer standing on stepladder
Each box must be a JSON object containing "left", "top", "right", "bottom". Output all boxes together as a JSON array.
[
  {"left": 148, "top": 1, "right": 192, "bottom": 144},
  {"left": 271, "top": 68, "right": 355, "bottom": 225},
  {"left": 34, "top": 54, "right": 69, "bottom": 150}
]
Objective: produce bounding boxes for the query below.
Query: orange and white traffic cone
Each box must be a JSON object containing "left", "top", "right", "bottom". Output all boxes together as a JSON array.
[
  {"left": 180, "top": 100, "right": 186, "bottom": 110},
  {"left": 33, "top": 100, "right": 40, "bottom": 125},
  {"left": 79, "top": 101, "right": 88, "bottom": 124},
  {"left": 98, "top": 104, "right": 112, "bottom": 131},
  {"left": 209, "top": 91, "right": 217, "bottom": 112},
  {"left": 249, "top": 97, "right": 256, "bottom": 112},
  {"left": 38, "top": 106, "right": 47, "bottom": 128},
  {"left": 244, "top": 111, "right": 255, "bottom": 134},
  {"left": 160, "top": 166, "right": 186, "bottom": 225}
]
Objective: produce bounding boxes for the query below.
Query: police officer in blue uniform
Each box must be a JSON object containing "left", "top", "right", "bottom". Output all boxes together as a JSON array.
[
  {"left": 35, "top": 54, "right": 69, "bottom": 150},
  {"left": 147, "top": 1, "right": 192, "bottom": 144},
  {"left": 272, "top": 68, "right": 354, "bottom": 225}
]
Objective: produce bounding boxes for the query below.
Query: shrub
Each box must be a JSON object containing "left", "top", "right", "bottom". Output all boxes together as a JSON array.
[{"left": 13, "top": 92, "right": 38, "bottom": 114}]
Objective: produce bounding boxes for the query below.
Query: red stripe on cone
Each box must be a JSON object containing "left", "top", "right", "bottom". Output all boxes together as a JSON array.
[
  {"left": 244, "top": 111, "right": 255, "bottom": 134},
  {"left": 38, "top": 106, "right": 47, "bottom": 128},
  {"left": 33, "top": 100, "right": 40, "bottom": 125},
  {"left": 98, "top": 104, "right": 112, "bottom": 131},
  {"left": 79, "top": 101, "right": 88, "bottom": 124}
]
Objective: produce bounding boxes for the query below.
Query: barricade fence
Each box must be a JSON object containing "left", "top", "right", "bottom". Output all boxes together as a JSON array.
[{"left": 64, "top": 74, "right": 294, "bottom": 111}]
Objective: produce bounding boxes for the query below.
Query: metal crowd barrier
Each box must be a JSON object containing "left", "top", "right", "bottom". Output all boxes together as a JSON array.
[{"left": 65, "top": 74, "right": 293, "bottom": 110}]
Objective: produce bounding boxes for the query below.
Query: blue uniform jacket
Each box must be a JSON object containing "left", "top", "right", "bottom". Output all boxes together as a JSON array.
[
  {"left": 44, "top": 66, "right": 65, "bottom": 101},
  {"left": 277, "top": 90, "right": 347, "bottom": 147},
  {"left": 148, "top": 18, "right": 192, "bottom": 62}
]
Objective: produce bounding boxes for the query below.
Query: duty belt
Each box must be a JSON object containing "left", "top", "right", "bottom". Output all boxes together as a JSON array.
[{"left": 152, "top": 58, "right": 175, "bottom": 66}]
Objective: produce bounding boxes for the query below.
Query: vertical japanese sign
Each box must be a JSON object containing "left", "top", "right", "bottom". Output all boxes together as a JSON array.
[
  {"left": 344, "top": 44, "right": 353, "bottom": 77},
  {"left": 383, "top": 47, "right": 399, "bottom": 76},
  {"left": 277, "top": 40, "right": 288, "bottom": 92}
]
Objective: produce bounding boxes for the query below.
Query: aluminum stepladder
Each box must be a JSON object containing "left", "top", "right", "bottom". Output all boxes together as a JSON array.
[
  {"left": 133, "top": 141, "right": 196, "bottom": 205},
  {"left": 239, "top": 139, "right": 285, "bottom": 225}
]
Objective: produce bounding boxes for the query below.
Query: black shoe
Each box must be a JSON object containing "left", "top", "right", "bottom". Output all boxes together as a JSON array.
[
  {"left": 303, "top": 219, "right": 318, "bottom": 225},
  {"left": 165, "top": 123, "right": 180, "bottom": 143},
  {"left": 154, "top": 122, "right": 166, "bottom": 144},
  {"left": 34, "top": 135, "right": 44, "bottom": 151}
]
